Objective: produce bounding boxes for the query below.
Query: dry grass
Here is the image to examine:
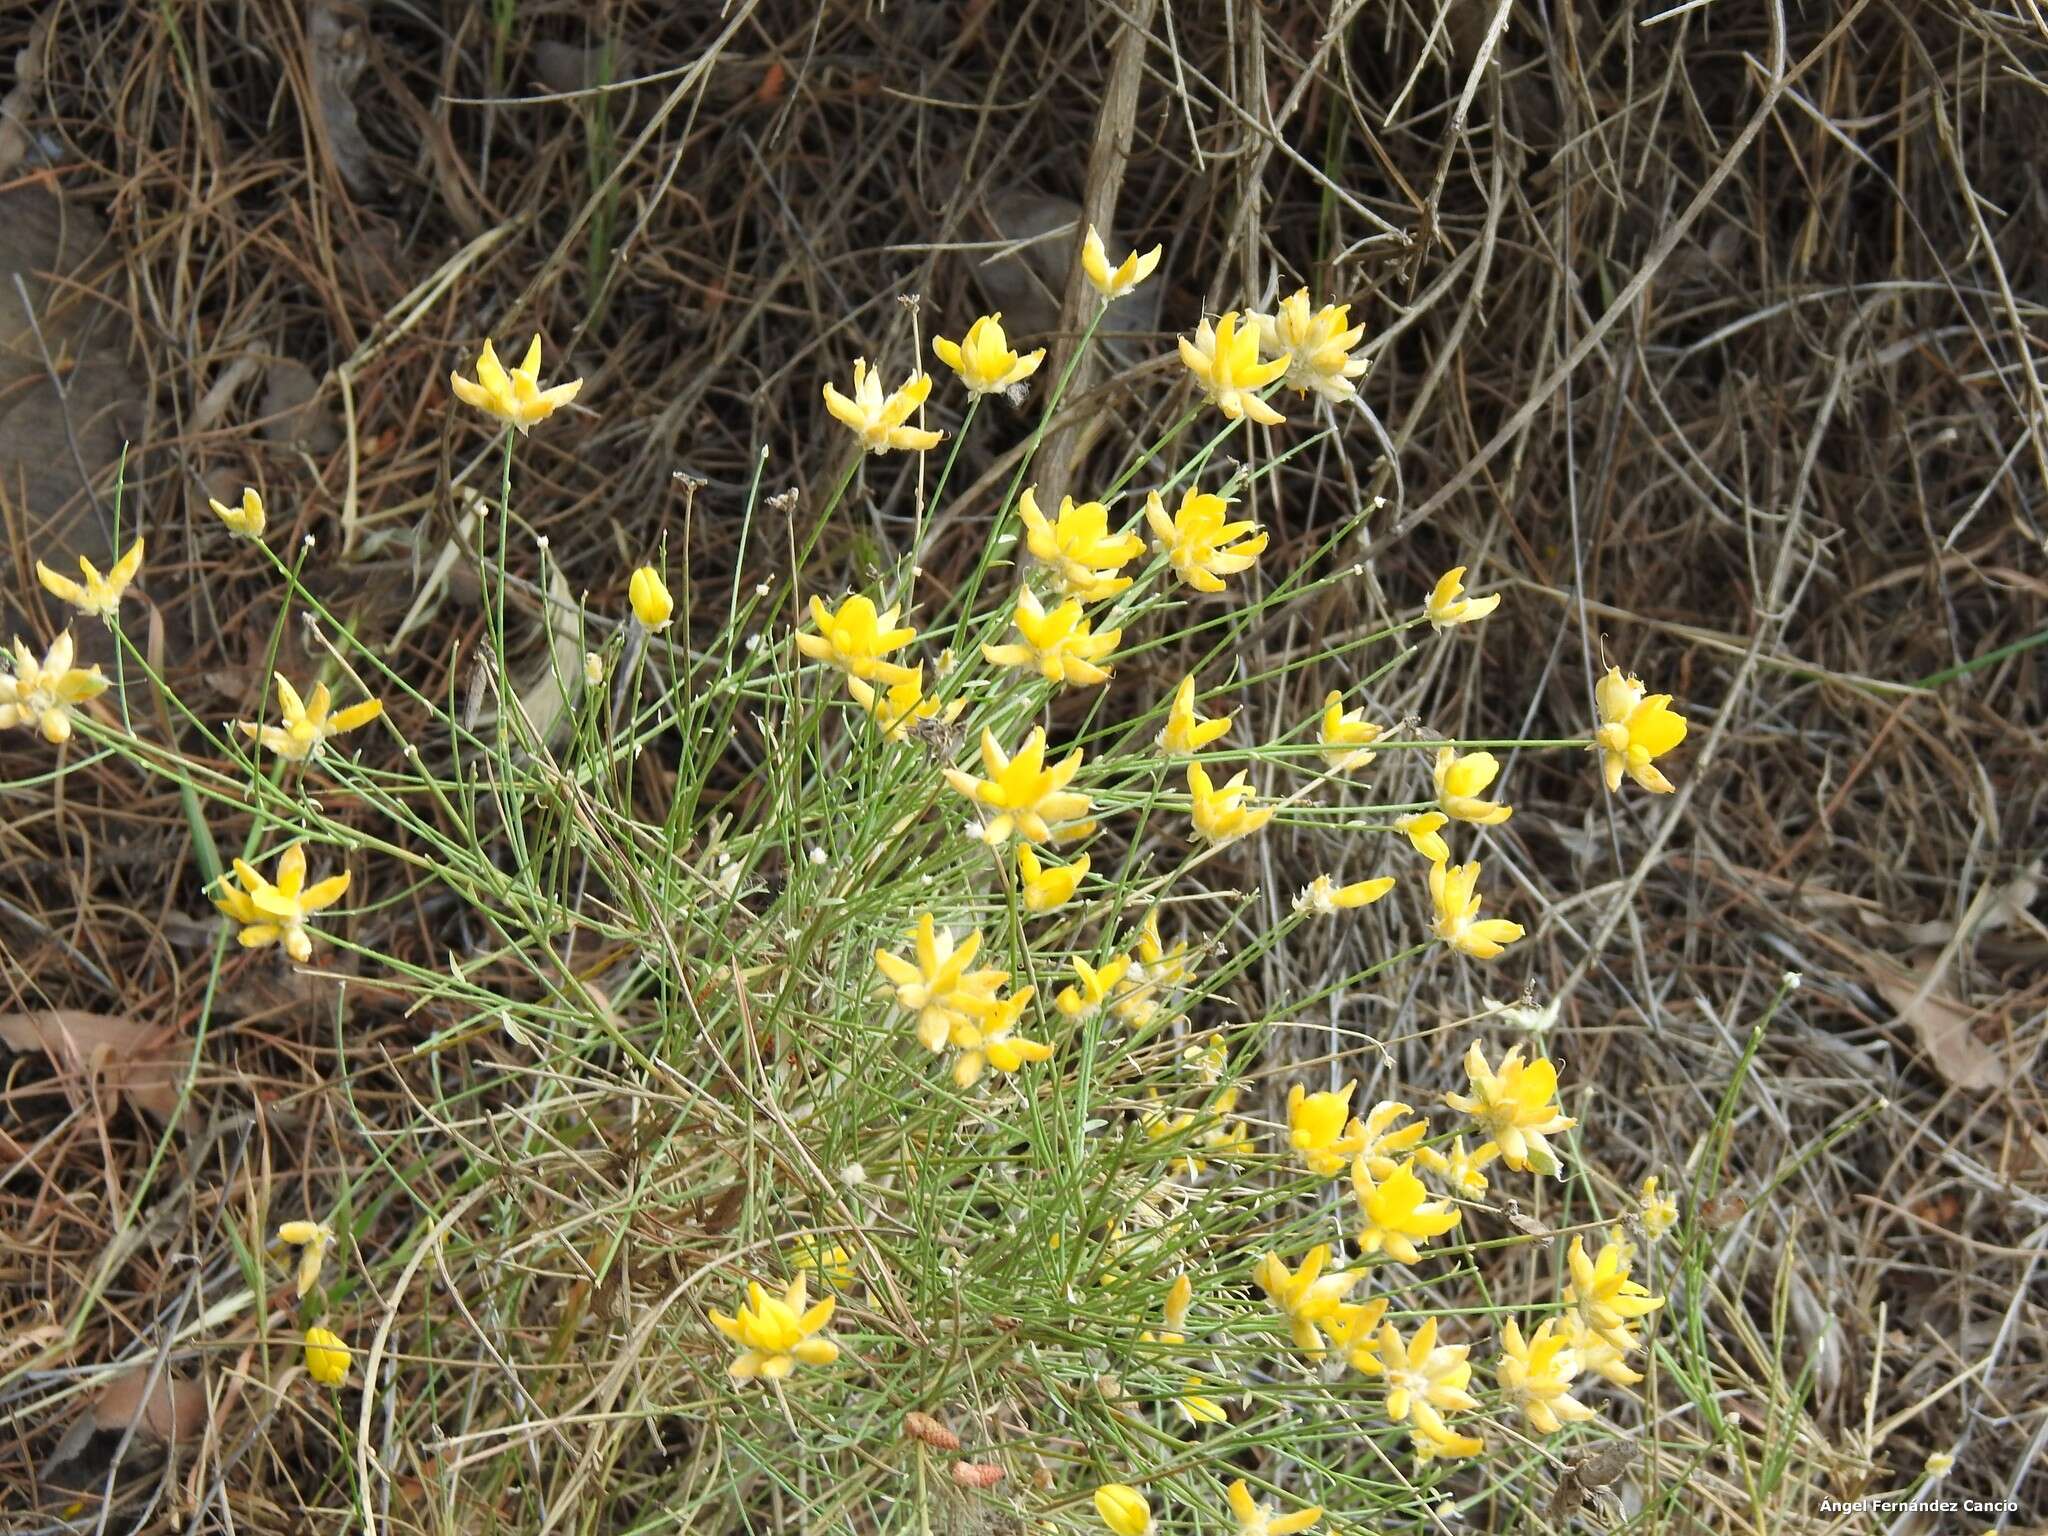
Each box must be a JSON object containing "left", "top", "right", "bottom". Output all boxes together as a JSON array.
[{"left": 1, "top": 0, "right": 2043, "bottom": 1531}]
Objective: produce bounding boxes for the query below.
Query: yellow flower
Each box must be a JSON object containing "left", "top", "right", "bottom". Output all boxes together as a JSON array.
[
  {"left": 1318, "top": 692, "right": 1381, "bottom": 771},
  {"left": 1443, "top": 1042, "right": 1575, "bottom": 1174},
  {"left": 629, "top": 566, "right": 673, "bottom": 629},
  {"left": 1569, "top": 1313, "right": 1644, "bottom": 1386},
  {"left": 1639, "top": 1175, "right": 1679, "bottom": 1240},
  {"left": 1411, "top": 1424, "right": 1486, "bottom": 1461},
  {"left": 1593, "top": 666, "right": 1689, "bottom": 794},
  {"left": 1287, "top": 1082, "right": 1365, "bottom": 1178},
  {"left": 943, "top": 726, "right": 1092, "bottom": 845},
  {"left": 1139, "top": 1275, "right": 1228, "bottom": 1423},
  {"left": 1252, "top": 1243, "right": 1360, "bottom": 1356},
  {"left": 303, "top": 1326, "right": 351, "bottom": 1387},
  {"left": 1497, "top": 1318, "right": 1595, "bottom": 1434},
  {"left": 1433, "top": 747, "right": 1513, "bottom": 825},
  {"left": 1428, "top": 860, "right": 1525, "bottom": 961},
  {"left": 708, "top": 1273, "right": 838, "bottom": 1381},
  {"left": 1252, "top": 288, "right": 1369, "bottom": 403},
  {"left": 1415, "top": 1135, "right": 1499, "bottom": 1198},
  {"left": 1093, "top": 1483, "right": 1153, "bottom": 1536},
  {"left": 212, "top": 846, "right": 351, "bottom": 964},
  {"left": 1378, "top": 1316, "right": 1482, "bottom": 1452},
  {"left": 874, "top": 912, "right": 1009, "bottom": 1053},
  {"left": 449, "top": 335, "right": 582, "bottom": 434},
  {"left": 1564, "top": 1234, "right": 1665, "bottom": 1350},
  {"left": 1226, "top": 1478, "right": 1324, "bottom": 1536},
  {"left": 0, "top": 631, "right": 108, "bottom": 745},
  {"left": 1178, "top": 311, "right": 1288, "bottom": 426},
  {"left": 1055, "top": 952, "right": 1133, "bottom": 1020},
  {"left": 1017, "top": 486, "right": 1143, "bottom": 601},
  {"left": 788, "top": 1232, "right": 854, "bottom": 1287},
  {"left": 1293, "top": 873, "right": 1395, "bottom": 917},
  {"left": 1352, "top": 1158, "right": 1461, "bottom": 1265},
  {"left": 796, "top": 594, "right": 919, "bottom": 686},
  {"left": 1324, "top": 1296, "right": 1391, "bottom": 1376},
  {"left": 1162, "top": 1272, "right": 1195, "bottom": 1334},
  {"left": 1195, "top": 1086, "right": 1253, "bottom": 1164},
  {"left": 1114, "top": 909, "right": 1192, "bottom": 1027},
  {"left": 237, "top": 673, "right": 384, "bottom": 762},
  {"left": 1154, "top": 1096, "right": 1206, "bottom": 1149},
  {"left": 1396, "top": 811, "right": 1450, "bottom": 863},
  {"left": 822, "top": 358, "right": 942, "bottom": 454},
  {"left": 277, "top": 1220, "right": 335, "bottom": 1297},
  {"left": 1080, "top": 226, "right": 1162, "bottom": 301},
  {"left": 37, "top": 537, "right": 144, "bottom": 622},
  {"left": 1159, "top": 675, "right": 1232, "bottom": 754},
  {"left": 1172, "top": 1376, "right": 1229, "bottom": 1425},
  {"left": 1425, "top": 566, "right": 1500, "bottom": 629},
  {"left": 1182, "top": 1036, "right": 1229, "bottom": 1083},
  {"left": 1136, "top": 908, "right": 1192, "bottom": 985},
  {"left": 846, "top": 667, "right": 965, "bottom": 744},
  {"left": 1016, "top": 845, "right": 1087, "bottom": 914},
  {"left": 1145, "top": 486, "right": 1267, "bottom": 594},
  {"left": 583, "top": 651, "right": 605, "bottom": 686},
  {"left": 946, "top": 984, "right": 1051, "bottom": 1088},
  {"left": 933, "top": 313, "right": 1044, "bottom": 395},
  {"left": 981, "top": 587, "right": 1121, "bottom": 687},
  {"left": 1186, "top": 761, "right": 1272, "bottom": 844},
  {"left": 1355, "top": 1101, "right": 1429, "bottom": 1180},
  {"left": 210, "top": 487, "right": 267, "bottom": 540}
]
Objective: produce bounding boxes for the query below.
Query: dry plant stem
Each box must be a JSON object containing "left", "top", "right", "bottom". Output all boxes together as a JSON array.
[{"left": 1032, "top": 0, "right": 1160, "bottom": 513}]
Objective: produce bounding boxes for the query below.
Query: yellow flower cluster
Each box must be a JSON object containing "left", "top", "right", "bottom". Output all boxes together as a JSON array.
[
  {"left": 237, "top": 672, "right": 384, "bottom": 762},
  {"left": 1490, "top": 1232, "right": 1665, "bottom": 1429},
  {"left": 945, "top": 726, "right": 1093, "bottom": 846},
  {"left": 38, "top": 537, "right": 144, "bottom": 621},
  {"left": 212, "top": 845, "right": 352, "bottom": 964},
  {"left": 1019, "top": 487, "right": 1143, "bottom": 601},
  {"left": 795, "top": 592, "right": 970, "bottom": 743},
  {"left": 708, "top": 1274, "right": 839, "bottom": 1382},
  {"left": 1174, "top": 285, "right": 1373, "bottom": 424},
  {"left": 933, "top": 313, "right": 1043, "bottom": 397},
  {"left": 1215, "top": 1041, "right": 1657, "bottom": 1465},
  {"left": 1443, "top": 1041, "right": 1577, "bottom": 1176},
  {"left": 450, "top": 335, "right": 582, "bottom": 435},
  {"left": 1593, "top": 666, "right": 1690, "bottom": 794},
  {"left": 0, "top": 631, "right": 108, "bottom": 744},
  {"left": 874, "top": 912, "right": 1047, "bottom": 1088}
]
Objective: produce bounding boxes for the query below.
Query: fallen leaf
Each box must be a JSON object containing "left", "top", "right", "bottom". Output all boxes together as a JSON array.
[
  {"left": 0, "top": 187, "right": 144, "bottom": 637},
  {"left": 0, "top": 1010, "right": 189, "bottom": 1121},
  {"left": 0, "top": 10, "right": 51, "bottom": 177},
  {"left": 92, "top": 1366, "right": 208, "bottom": 1445},
  {"left": 505, "top": 566, "right": 588, "bottom": 746},
  {"left": 533, "top": 39, "right": 637, "bottom": 96},
  {"left": 261, "top": 357, "right": 343, "bottom": 453},
  {"left": 1871, "top": 961, "right": 2004, "bottom": 1092},
  {"left": 305, "top": 0, "right": 373, "bottom": 195}
]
